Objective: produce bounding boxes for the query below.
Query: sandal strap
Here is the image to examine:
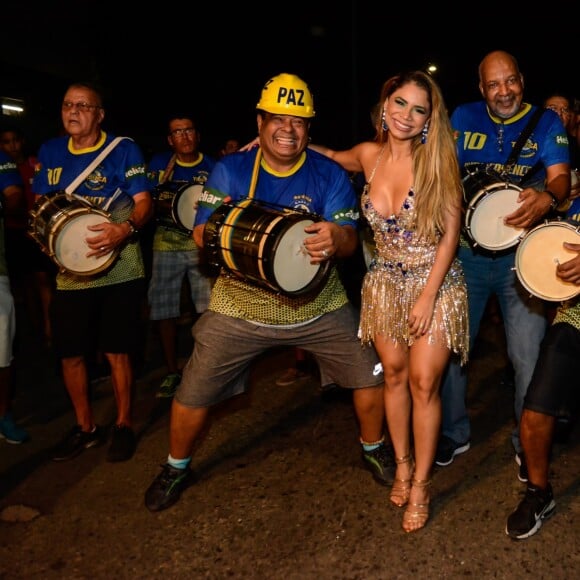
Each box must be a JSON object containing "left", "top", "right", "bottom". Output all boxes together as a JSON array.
[
  {"left": 411, "top": 478, "right": 431, "bottom": 488},
  {"left": 395, "top": 453, "right": 413, "bottom": 465}
]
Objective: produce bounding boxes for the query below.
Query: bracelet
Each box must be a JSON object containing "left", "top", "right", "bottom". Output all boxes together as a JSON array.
[
  {"left": 125, "top": 219, "right": 138, "bottom": 238},
  {"left": 545, "top": 190, "right": 559, "bottom": 211}
]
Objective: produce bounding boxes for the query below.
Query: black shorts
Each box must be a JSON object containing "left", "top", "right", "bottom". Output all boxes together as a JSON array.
[
  {"left": 523, "top": 322, "right": 580, "bottom": 419},
  {"left": 51, "top": 279, "right": 145, "bottom": 358}
]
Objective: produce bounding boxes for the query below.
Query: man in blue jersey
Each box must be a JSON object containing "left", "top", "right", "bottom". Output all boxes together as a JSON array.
[
  {"left": 145, "top": 73, "right": 391, "bottom": 512},
  {"left": 436, "top": 51, "right": 571, "bottom": 481},
  {"left": 146, "top": 113, "right": 216, "bottom": 398},
  {"left": 0, "top": 150, "right": 29, "bottom": 444},
  {"left": 32, "top": 81, "right": 153, "bottom": 463}
]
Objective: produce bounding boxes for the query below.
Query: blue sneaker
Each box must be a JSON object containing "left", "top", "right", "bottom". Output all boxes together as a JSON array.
[{"left": 0, "top": 413, "right": 29, "bottom": 444}]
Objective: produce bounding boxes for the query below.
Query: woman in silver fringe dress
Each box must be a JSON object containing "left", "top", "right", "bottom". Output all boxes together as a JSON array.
[{"left": 310, "top": 70, "right": 469, "bottom": 532}]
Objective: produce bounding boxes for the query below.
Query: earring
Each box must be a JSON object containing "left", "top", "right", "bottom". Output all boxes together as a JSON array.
[
  {"left": 421, "top": 120, "right": 430, "bottom": 144},
  {"left": 381, "top": 110, "right": 388, "bottom": 132}
]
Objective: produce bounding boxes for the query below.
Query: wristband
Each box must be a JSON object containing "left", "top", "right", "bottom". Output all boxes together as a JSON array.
[
  {"left": 545, "top": 190, "right": 559, "bottom": 211},
  {"left": 125, "top": 219, "right": 138, "bottom": 238}
]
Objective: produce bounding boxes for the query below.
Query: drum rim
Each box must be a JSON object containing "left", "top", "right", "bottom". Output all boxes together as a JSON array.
[{"left": 515, "top": 220, "right": 580, "bottom": 301}]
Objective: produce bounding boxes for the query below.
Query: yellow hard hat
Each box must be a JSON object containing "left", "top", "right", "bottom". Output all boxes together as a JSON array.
[{"left": 256, "top": 73, "right": 315, "bottom": 118}]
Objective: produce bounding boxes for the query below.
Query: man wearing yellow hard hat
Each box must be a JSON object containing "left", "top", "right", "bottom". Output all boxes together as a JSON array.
[{"left": 145, "top": 73, "right": 391, "bottom": 512}]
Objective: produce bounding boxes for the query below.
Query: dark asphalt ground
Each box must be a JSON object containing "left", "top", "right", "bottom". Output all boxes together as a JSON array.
[{"left": 1, "top": 296, "right": 579, "bottom": 579}]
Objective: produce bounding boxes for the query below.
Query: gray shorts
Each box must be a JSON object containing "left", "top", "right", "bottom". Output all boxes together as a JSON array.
[
  {"left": 176, "top": 304, "right": 383, "bottom": 408},
  {"left": 148, "top": 249, "right": 213, "bottom": 320}
]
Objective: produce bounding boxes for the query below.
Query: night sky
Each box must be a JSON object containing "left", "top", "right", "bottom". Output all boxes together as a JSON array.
[{"left": 3, "top": 2, "right": 577, "bottom": 158}]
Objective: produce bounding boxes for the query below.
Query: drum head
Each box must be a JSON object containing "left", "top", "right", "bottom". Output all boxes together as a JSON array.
[
  {"left": 467, "top": 187, "right": 525, "bottom": 250},
  {"left": 176, "top": 184, "right": 203, "bottom": 232},
  {"left": 272, "top": 219, "right": 321, "bottom": 293},
  {"left": 515, "top": 221, "right": 580, "bottom": 301},
  {"left": 54, "top": 212, "right": 116, "bottom": 275}
]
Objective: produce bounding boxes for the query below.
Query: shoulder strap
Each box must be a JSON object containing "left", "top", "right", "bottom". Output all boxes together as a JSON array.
[
  {"left": 159, "top": 154, "right": 177, "bottom": 184},
  {"left": 367, "top": 145, "right": 386, "bottom": 185},
  {"left": 65, "top": 136, "right": 127, "bottom": 195},
  {"left": 501, "top": 108, "right": 545, "bottom": 177}
]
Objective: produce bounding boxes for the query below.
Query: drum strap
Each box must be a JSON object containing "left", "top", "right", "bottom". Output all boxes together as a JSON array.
[
  {"left": 501, "top": 107, "right": 545, "bottom": 180},
  {"left": 160, "top": 154, "right": 177, "bottom": 184},
  {"left": 247, "top": 148, "right": 262, "bottom": 199},
  {"left": 65, "top": 136, "right": 127, "bottom": 195}
]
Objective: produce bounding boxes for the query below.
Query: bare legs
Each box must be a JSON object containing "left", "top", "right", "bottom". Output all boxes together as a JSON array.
[
  {"left": 374, "top": 333, "right": 450, "bottom": 532},
  {"left": 61, "top": 352, "right": 134, "bottom": 430},
  {"left": 169, "top": 399, "right": 210, "bottom": 459},
  {"left": 352, "top": 384, "right": 385, "bottom": 444},
  {"left": 519, "top": 409, "right": 555, "bottom": 490},
  {"left": 158, "top": 318, "right": 179, "bottom": 375}
]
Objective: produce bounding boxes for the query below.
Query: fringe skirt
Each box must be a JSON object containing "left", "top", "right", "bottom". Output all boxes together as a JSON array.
[{"left": 359, "top": 258, "right": 469, "bottom": 365}]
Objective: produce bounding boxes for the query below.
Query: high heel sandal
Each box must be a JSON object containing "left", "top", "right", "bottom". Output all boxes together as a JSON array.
[
  {"left": 390, "top": 454, "right": 414, "bottom": 508},
  {"left": 402, "top": 478, "right": 431, "bottom": 533}
]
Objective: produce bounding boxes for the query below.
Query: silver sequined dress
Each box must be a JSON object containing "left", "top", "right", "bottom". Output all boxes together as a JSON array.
[{"left": 359, "top": 186, "right": 469, "bottom": 364}]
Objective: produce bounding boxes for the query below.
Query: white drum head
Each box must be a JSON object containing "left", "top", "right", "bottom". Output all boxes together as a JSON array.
[
  {"left": 54, "top": 213, "right": 114, "bottom": 274},
  {"left": 516, "top": 222, "right": 580, "bottom": 301},
  {"left": 272, "top": 219, "right": 320, "bottom": 293},
  {"left": 176, "top": 184, "right": 203, "bottom": 232},
  {"left": 469, "top": 187, "right": 525, "bottom": 250}
]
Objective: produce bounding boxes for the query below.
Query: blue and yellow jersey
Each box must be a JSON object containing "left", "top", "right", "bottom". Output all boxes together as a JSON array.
[
  {"left": 451, "top": 102, "right": 569, "bottom": 189},
  {"left": 196, "top": 148, "right": 359, "bottom": 325},
  {"left": 197, "top": 148, "right": 359, "bottom": 228}
]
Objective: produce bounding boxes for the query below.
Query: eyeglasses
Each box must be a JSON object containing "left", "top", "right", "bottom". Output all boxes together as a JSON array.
[
  {"left": 170, "top": 127, "right": 195, "bottom": 138},
  {"left": 62, "top": 101, "right": 102, "bottom": 112},
  {"left": 546, "top": 105, "right": 571, "bottom": 116}
]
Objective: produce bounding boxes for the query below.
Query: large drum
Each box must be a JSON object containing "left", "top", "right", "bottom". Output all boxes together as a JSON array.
[
  {"left": 514, "top": 219, "right": 580, "bottom": 301},
  {"left": 203, "top": 199, "right": 331, "bottom": 296},
  {"left": 152, "top": 181, "right": 202, "bottom": 234},
  {"left": 28, "top": 192, "right": 118, "bottom": 276},
  {"left": 463, "top": 169, "right": 526, "bottom": 251}
]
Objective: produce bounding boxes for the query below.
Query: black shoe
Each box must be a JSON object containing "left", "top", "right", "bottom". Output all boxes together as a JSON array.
[
  {"left": 506, "top": 484, "right": 556, "bottom": 540},
  {"left": 107, "top": 424, "right": 137, "bottom": 462},
  {"left": 362, "top": 443, "right": 395, "bottom": 486},
  {"left": 435, "top": 435, "right": 470, "bottom": 467},
  {"left": 515, "top": 452, "right": 529, "bottom": 483},
  {"left": 52, "top": 425, "right": 104, "bottom": 462},
  {"left": 145, "top": 463, "right": 194, "bottom": 512}
]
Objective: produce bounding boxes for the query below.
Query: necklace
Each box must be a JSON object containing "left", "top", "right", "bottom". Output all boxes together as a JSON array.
[{"left": 497, "top": 122, "right": 505, "bottom": 153}]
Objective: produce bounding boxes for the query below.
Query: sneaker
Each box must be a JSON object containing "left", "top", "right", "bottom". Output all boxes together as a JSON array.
[
  {"left": 145, "top": 463, "right": 194, "bottom": 512},
  {"left": 107, "top": 424, "right": 137, "bottom": 462},
  {"left": 506, "top": 484, "right": 556, "bottom": 540},
  {"left": 0, "top": 413, "right": 29, "bottom": 444},
  {"left": 52, "top": 425, "right": 104, "bottom": 461},
  {"left": 156, "top": 372, "right": 181, "bottom": 398},
  {"left": 515, "top": 452, "right": 529, "bottom": 483},
  {"left": 275, "top": 367, "right": 309, "bottom": 387},
  {"left": 435, "top": 435, "right": 470, "bottom": 466},
  {"left": 362, "top": 443, "right": 395, "bottom": 486}
]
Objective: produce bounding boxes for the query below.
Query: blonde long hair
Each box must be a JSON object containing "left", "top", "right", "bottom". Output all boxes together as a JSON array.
[{"left": 376, "top": 71, "right": 462, "bottom": 242}]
